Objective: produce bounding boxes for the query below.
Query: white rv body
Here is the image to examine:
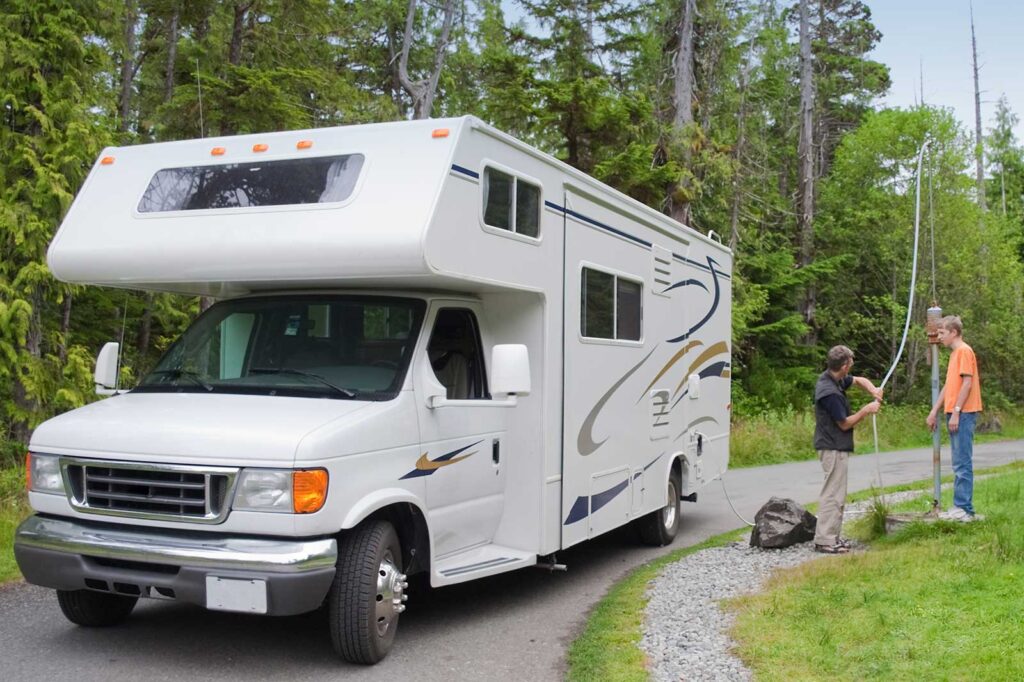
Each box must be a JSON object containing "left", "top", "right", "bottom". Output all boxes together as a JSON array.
[{"left": 16, "top": 117, "right": 731, "bottom": 662}]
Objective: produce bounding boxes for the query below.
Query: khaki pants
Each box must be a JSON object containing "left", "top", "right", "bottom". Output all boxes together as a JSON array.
[{"left": 815, "top": 449, "right": 849, "bottom": 546}]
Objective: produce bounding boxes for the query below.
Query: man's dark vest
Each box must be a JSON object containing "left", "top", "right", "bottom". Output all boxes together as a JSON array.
[{"left": 814, "top": 371, "right": 854, "bottom": 452}]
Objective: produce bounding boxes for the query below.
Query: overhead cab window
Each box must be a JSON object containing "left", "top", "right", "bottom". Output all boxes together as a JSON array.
[
  {"left": 581, "top": 267, "right": 643, "bottom": 342},
  {"left": 483, "top": 167, "right": 541, "bottom": 238},
  {"left": 138, "top": 153, "right": 364, "bottom": 213}
]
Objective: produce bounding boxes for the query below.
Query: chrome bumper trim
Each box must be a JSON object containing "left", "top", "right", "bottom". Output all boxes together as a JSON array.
[{"left": 15, "top": 515, "right": 337, "bottom": 573}]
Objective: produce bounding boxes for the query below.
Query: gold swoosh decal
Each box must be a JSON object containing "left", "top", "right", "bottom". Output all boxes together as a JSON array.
[
  {"left": 578, "top": 347, "right": 658, "bottom": 456},
  {"left": 640, "top": 340, "right": 703, "bottom": 399},
  {"left": 672, "top": 341, "right": 730, "bottom": 395},
  {"left": 415, "top": 452, "right": 476, "bottom": 471}
]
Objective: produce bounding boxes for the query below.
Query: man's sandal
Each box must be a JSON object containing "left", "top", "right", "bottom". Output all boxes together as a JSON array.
[{"left": 814, "top": 543, "right": 850, "bottom": 554}]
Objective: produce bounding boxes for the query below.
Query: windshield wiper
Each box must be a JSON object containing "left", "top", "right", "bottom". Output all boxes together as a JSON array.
[
  {"left": 250, "top": 368, "right": 357, "bottom": 398},
  {"left": 149, "top": 368, "right": 214, "bottom": 391}
]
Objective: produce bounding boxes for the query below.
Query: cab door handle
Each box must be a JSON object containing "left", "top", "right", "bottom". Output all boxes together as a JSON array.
[{"left": 492, "top": 438, "right": 500, "bottom": 465}]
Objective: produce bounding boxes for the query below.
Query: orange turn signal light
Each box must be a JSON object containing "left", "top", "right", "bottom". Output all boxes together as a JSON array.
[
  {"left": 252, "top": 143, "right": 269, "bottom": 152},
  {"left": 25, "top": 452, "right": 32, "bottom": 491},
  {"left": 432, "top": 128, "right": 450, "bottom": 139},
  {"left": 293, "top": 469, "right": 329, "bottom": 514},
  {"left": 211, "top": 147, "right": 226, "bottom": 156},
  {"left": 100, "top": 156, "right": 115, "bottom": 165},
  {"left": 296, "top": 140, "right": 313, "bottom": 150}
]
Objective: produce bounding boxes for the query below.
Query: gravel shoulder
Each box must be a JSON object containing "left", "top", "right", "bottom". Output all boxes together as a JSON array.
[{"left": 640, "top": 491, "right": 929, "bottom": 681}]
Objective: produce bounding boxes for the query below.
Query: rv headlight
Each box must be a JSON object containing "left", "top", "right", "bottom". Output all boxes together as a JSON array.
[
  {"left": 28, "top": 453, "right": 65, "bottom": 495},
  {"left": 234, "top": 469, "right": 293, "bottom": 513},
  {"left": 232, "top": 468, "right": 328, "bottom": 514}
]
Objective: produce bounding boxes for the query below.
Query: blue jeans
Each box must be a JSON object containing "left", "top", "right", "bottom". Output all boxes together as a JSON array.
[{"left": 947, "top": 411, "right": 977, "bottom": 515}]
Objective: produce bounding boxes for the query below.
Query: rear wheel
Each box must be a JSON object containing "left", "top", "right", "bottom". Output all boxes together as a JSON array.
[
  {"left": 634, "top": 470, "right": 681, "bottom": 546},
  {"left": 328, "top": 520, "right": 407, "bottom": 664},
  {"left": 56, "top": 589, "right": 137, "bottom": 627}
]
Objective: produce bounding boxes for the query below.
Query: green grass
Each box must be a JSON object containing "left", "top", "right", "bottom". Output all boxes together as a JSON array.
[
  {"left": 0, "top": 460, "right": 28, "bottom": 583},
  {"left": 566, "top": 529, "right": 747, "bottom": 682},
  {"left": 729, "top": 468, "right": 1024, "bottom": 681},
  {"left": 730, "top": 404, "right": 1024, "bottom": 468}
]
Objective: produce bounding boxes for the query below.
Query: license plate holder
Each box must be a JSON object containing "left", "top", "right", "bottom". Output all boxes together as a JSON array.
[{"left": 205, "top": 576, "right": 268, "bottom": 614}]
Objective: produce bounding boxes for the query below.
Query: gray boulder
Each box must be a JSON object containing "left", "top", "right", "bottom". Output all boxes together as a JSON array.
[{"left": 749, "top": 497, "right": 817, "bottom": 548}]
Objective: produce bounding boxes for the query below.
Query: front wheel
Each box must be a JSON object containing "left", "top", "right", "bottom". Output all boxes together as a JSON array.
[
  {"left": 56, "top": 589, "right": 137, "bottom": 627},
  {"left": 634, "top": 471, "right": 681, "bottom": 546},
  {"left": 328, "top": 520, "right": 407, "bottom": 664}
]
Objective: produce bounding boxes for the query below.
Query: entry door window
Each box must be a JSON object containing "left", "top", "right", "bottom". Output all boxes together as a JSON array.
[{"left": 427, "top": 309, "right": 490, "bottom": 400}]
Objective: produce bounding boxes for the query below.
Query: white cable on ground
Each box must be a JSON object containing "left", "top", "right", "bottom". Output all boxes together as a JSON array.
[
  {"left": 870, "top": 138, "right": 931, "bottom": 485},
  {"left": 719, "top": 473, "right": 755, "bottom": 526}
]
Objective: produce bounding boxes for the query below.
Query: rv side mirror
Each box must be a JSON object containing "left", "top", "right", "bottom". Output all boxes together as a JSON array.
[
  {"left": 95, "top": 342, "right": 120, "bottom": 395},
  {"left": 491, "top": 344, "right": 530, "bottom": 397}
]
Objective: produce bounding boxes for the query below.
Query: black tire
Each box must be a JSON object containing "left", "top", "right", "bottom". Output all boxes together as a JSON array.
[
  {"left": 328, "top": 520, "right": 406, "bottom": 665},
  {"left": 56, "top": 589, "right": 137, "bottom": 627},
  {"left": 634, "top": 470, "right": 682, "bottom": 546}
]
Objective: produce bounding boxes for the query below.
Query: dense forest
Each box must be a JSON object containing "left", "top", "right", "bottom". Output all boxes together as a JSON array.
[{"left": 2, "top": 0, "right": 1024, "bottom": 449}]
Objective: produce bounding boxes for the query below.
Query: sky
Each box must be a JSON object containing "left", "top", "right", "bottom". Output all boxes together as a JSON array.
[{"left": 868, "top": 0, "right": 1024, "bottom": 141}]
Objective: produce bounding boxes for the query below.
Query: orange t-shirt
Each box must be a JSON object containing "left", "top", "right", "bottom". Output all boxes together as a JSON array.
[{"left": 944, "top": 343, "right": 983, "bottom": 413}]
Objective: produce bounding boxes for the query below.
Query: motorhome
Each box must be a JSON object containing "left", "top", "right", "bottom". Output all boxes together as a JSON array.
[{"left": 15, "top": 116, "right": 732, "bottom": 664}]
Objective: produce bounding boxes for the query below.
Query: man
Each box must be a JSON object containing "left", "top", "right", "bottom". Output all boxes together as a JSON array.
[
  {"left": 927, "top": 315, "right": 983, "bottom": 521},
  {"left": 813, "top": 345, "right": 883, "bottom": 553}
]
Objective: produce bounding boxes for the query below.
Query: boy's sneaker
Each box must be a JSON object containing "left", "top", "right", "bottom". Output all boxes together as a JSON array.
[{"left": 938, "top": 507, "right": 970, "bottom": 521}]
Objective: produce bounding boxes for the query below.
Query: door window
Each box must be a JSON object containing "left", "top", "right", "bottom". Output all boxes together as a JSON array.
[{"left": 427, "top": 309, "right": 490, "bottom": 400}]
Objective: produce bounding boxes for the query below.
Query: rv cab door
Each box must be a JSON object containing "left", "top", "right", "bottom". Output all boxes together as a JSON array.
[{"left": 413, "top": 303, "right": 509, "bottom": 558}]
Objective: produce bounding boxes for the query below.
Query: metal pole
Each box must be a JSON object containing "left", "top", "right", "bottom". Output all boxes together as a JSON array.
[
  {"left": 927, "top": 304, "right": 943, "bottom": 511},
  {"left": 931, "top": 342, "right": 941, "bottom": 508}
]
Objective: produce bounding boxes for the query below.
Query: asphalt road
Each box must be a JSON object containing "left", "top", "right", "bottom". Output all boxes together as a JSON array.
[{"left": 2, "top": 440, "right": 1021, "bottom": 681}]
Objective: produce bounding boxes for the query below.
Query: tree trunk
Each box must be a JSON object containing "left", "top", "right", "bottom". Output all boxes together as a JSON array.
[
  {"left": 164, "top": 9, "right": 179, "bottom": 104},
  {"left": 797, "top": 0, "right": 817, "bottom": 333},
  {"left": 137, "top": 292, "right": 153, "bottom": 354},
  {"left": 970, "top": 4, "right": 986, "bottom": 212},
  {"left": 118, "top": 0, "right": 138, "bottom": 133},
  {"left": 58, "top": 291, "right": 73, "bottom": 364},
  {"left": 229, "top": 3, "right": 251, "bottom": 68},
  {"left": 669, "top": 0, "right": 697, "bottom": 226},
  {"left": 12, "top": 289, "right": 44, "bottom": 443},
  {"left": 398, "top": 0, "right": 458, "bottom": 120},
  {"left": 729, "top": 52, "right": 752, "bottom": 252}
]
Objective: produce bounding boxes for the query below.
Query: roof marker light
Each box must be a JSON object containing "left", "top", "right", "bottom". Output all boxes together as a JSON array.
[
  {"left": 100, "top": 156, "right": 115, "bottom": 165},
  {"left": 296, "top": 140, "right": 313, "bottom": 150},
  {"left": 211, "top": 147, "right": 226, "bottom": 156},
  {"left": 432, "top": 128, "right": 450, "bottom": 139},
  {"left": 253, "top": 143, "right": 269, "bottom": 152}
]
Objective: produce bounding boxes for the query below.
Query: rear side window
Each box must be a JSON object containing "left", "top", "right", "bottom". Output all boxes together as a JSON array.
[
  {"left": 138, "top": 154, "right": 364, "bottom": 213},
  {"left": 483, "top": 167, "right": 541, "bottom": 238},
  {"left": 581, "top": 267, "right": 643, "bottom": 341}
]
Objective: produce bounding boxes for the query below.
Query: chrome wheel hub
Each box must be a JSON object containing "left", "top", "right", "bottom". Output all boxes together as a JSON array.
[
  {"left": 374, "top": 551, "right": 408, "bottom": 637},
  {"left": 662, "top": 480, "right": 678, "bottom": 531}
]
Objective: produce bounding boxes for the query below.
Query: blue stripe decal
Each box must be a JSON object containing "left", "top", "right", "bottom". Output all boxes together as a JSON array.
[
  {"left": 543, "top": 198, "right": 729, "bottom": 279},
  {"left": 451, "top": 164, "right": 479, "bottom": 179}
]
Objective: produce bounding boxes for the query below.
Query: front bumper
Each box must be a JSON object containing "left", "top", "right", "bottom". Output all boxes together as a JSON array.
[{"left": 14, "top": 515, "right": 337, "bottom": 616}]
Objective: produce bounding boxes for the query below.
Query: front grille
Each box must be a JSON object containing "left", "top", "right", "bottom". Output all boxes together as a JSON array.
[{"left": 62, "top": 458, "right": 238, "bottom": 524}]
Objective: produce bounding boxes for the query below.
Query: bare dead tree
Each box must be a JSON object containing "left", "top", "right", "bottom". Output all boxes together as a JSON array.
[
  {"left": 797, "top": 0, "right": 816, "bottom": 333},
  {"left": 397, "top": 0, "right": 458, "bottom": 119},
  {"left": 970, "top": 2, "right": 987, "bottom": 212},
  {"left": 164, "top": 8, "right": 179, "bottom": 104},
  {"left": 118, "top": 0, "right": 139, "bottom": 132},
  {"left": 668, "top": 0, "right": 697, "bottom": 226}
]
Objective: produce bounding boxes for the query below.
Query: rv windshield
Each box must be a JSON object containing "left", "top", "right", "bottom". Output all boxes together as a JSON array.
[{"left": 136, "top": 295, "right": 425, "bottom": 401}]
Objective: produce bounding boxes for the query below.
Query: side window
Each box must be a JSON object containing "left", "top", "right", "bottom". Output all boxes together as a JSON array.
[
  {"left": 483, "top": 167, "right": 541, "bottom": 238},
  {"left": 581, "top": 267, "right": 643, "bottom": 342},
  {"left": 427, "top": 309, "right": 490, "bottom": 400}
]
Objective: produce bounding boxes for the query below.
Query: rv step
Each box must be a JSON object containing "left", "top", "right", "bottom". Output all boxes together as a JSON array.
[{"left": 432, "top": 544, "right": 536, "bottom": 586}]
